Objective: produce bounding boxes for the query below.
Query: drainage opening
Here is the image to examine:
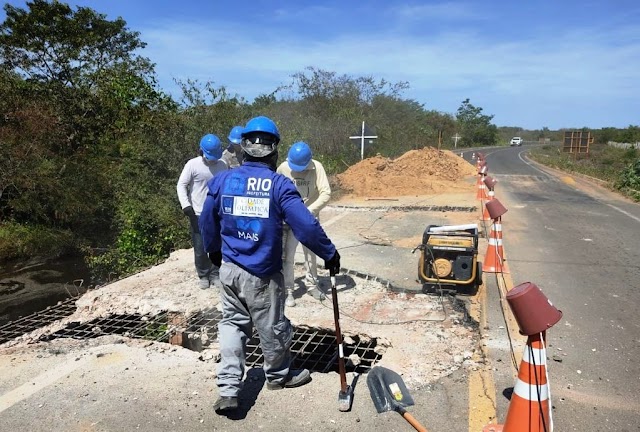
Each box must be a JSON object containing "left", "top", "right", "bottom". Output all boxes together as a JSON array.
[{"left": 36, "top": 310, "right": 383, "bottom": 374}]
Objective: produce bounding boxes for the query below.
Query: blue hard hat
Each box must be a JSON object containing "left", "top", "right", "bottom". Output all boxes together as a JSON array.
[
  {"left": 241, "top": 116, "right": 280, "bottom": 157},
  {"left": 228, "top": 126, "right": 244, "bottom": 145},
  {"left": 241, "top": 116, "right": 280, "bottom": 142},
  {"left": 287, "top": 141, "right": 313, "bottom": 171},
  {"left": 199, "top": 134, "right": 223, "bottom": 160}
]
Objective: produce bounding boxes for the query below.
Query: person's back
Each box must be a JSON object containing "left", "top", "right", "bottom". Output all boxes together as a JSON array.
[
  {"left": 201, "top": 162, "right": 333, "bottom": 277},
  {"left": 199, "top": 116, "right": 340, "bottom": 415}
]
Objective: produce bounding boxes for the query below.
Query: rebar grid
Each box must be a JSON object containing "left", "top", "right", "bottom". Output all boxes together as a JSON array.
[
  {"left": 0, "top": 296, "right": 79, "bottom": 345},
  {"left": 2, "top": 303, "right": 382, "bottom": 373},
  {"left": 38, "top": 312, "right": 171, "bottom": 343}
]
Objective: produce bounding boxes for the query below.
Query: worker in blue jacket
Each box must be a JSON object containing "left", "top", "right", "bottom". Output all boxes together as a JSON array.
[{"left": 199, "top": 115, "right": 341, "bottom": 414}]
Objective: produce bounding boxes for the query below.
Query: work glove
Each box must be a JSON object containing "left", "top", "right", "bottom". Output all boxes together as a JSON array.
[
  {"left": 324, "top": 250, "right": 341, "bottom": 276},
  {"left": 209, "top": 251, "right": 222, "bottom": 268},
  {"left": 182, "top": 206, "right": 196, "bottom": 218}
]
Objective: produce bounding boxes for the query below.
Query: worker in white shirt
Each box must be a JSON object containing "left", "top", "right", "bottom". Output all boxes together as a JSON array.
[{"left": 176, "top": 134, "right": 228, "bottom": 289}]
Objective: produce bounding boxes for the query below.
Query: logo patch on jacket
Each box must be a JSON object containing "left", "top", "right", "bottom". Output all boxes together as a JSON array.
[{"left": 222, "top": 196, "right": 270, "bottom": 218}]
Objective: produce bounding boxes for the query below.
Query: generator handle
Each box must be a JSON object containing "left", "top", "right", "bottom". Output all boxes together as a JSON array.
[{"left": 427, "top": 223, "right": 478, "bottom": 234}]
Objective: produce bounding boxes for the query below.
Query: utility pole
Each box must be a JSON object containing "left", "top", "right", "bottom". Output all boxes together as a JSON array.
[
  {"left": 453, "top": 133, "right": 461, "bottom": 149},
  {"left": 349, "top": 121, "right": 378, "bottom": 161}
]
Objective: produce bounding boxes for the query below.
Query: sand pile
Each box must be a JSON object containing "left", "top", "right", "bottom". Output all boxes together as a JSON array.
[{"left": 336, "top": 147, "right": 477, "bottom": 197}]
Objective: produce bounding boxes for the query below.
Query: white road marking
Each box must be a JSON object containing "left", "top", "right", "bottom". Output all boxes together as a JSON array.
[
  {"left": 606, "top": 203, "right": 640, "bottom": 224},
  {"left": 0, "top": 356, "right": 90, "bottom": 413},
  {"left": 519, "top": 151, "right": 640, "bottom": 225},
  {"left": 322, "top": 211, "right": 349, "bottom": 227},
  {"left": 517, "top": 150, "right": 552, "bottom": 177}
]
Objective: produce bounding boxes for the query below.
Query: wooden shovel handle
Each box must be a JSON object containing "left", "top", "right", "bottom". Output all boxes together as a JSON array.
[{"left": 398, "top": 408, "right": 428, "bottom": 432}]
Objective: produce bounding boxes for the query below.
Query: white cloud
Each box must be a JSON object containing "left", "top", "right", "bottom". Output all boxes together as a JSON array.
[{"left": 140, "top": 16, "right": 640, "bottom": 128}]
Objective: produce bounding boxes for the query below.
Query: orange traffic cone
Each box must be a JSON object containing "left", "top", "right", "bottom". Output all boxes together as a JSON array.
[
  {"left": 484, "top": 282, "right": 562, "bottom": 432},
  {"left": 476, "top": 166, "right": 489, "bottom": 200},
  {"left": 482, "top": 189, "right": 494, "bottom": 221},
  {"left": 482, "top": 176, "right": 497, "bottom": 221},
  {"left": 476, "top": 178, "right": 488, "bottom": 200},
  {"left": 483, "top": 200, "right": 509, "bottom": 273},
  {"left": 506, "top": 333, "right": 551, "bottom": 432}
]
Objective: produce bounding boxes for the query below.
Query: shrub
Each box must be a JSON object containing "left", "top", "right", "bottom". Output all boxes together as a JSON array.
[
  {"left": 0, "top": 222, "right": 75, "bottom": 261},
  {"left": 615, "top": 158, "right": 640, "bottom": 201}
]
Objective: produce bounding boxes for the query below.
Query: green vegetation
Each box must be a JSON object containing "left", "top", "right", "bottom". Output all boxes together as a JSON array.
[
  {"left": 456, "top": 99, "right": 499, "bottom": 147},
  {"left": 2, "top": 1, "right": 638, "bottom": 280},
  {"left": 529, "top": 144, "right": 640, "bottom": 202},
  {"left": 0, "top": 221, "right": 75, "bottom": 260},
  {"left": 615, "top": 157, "right": 640, "bottom": 201}
]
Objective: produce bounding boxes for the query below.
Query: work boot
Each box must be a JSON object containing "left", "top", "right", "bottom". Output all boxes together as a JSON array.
[
  {"left": 209, "top": 273, "right": 222, "bottom": 289},
  {"left": 305, "top": 274, "right": 318, "bottom": 286},
  {"left": 266, "top": 369, "right": 311, "bottom": 390},
  {"left": 213, "top": 396, "right": 238, "bottom": 414},
  {"left": 285, "top": 288, "right": 296, "bottom": 307},
  {"left": 305, "top": 274, "right": 325, "bottom": 301},
  {"left": 307, "top": 286, "right": 326, "bottom": 301},
  {"left": 198, "top": 277, "right": 210, "bottom": 290}
]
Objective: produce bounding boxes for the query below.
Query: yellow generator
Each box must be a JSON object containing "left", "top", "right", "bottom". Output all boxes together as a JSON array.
[{"left": 417, "top": 224, "right": 482, "bottom": 295}]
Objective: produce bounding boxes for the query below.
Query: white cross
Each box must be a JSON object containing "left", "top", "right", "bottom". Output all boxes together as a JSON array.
[
  {"left": 349, "top": 121, "right": 378, "bottom": 160},
  {"left": 453, "top": 133, "right": 461, "bottom": 149}
]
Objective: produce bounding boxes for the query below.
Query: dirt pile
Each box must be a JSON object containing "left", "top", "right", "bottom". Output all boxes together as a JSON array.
[{"left": 336, "top": 147, "right": 477, "bottom": 197}]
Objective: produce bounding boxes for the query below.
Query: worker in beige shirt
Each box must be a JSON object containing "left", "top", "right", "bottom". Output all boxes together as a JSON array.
[
  {"left": 221, "top": 125, "right": 244, "bottom": 168},
  {"left": 277, "top": 141, "right": 332, "bottom": 307}
]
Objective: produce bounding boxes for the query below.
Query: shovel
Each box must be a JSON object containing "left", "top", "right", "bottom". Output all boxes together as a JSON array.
[
  {"left": 367, "top": 366, "right": 428, "bottom": 432},
  {"left": 330, "top": 269, "right": 354, "bottom": 411}
]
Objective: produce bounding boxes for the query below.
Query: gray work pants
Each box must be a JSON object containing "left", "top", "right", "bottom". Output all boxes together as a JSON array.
[
  {"left": 189, "top": 214, "right": 218, "bottom": 280},
  {"left": 217, "top": 261, "right": 293, "bottom": 397}
]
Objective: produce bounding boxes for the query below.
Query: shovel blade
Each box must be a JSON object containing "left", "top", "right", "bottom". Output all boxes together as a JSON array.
[{"left": 366, "top": 366, "right": 415, "bottom": 414}]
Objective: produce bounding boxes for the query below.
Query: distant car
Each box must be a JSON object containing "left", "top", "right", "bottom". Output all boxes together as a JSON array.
[{"left": 510, "top": 137, "right": 523, "bottom": 146}]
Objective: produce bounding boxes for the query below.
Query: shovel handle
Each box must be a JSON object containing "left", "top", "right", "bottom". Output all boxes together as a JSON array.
[
  {"left": 397, "top": 406, "right": 428, "bottom": 432},
  {"left": 403, "top": 412, "right": 428, "bottom": 432},
  {"left": 330, "top": 275, "right": 348, "bottom": 393}
]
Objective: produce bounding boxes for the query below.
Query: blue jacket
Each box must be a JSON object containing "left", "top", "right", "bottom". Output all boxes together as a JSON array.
[{"left": 200, "top": 161, "right": 336, "bottom": 278}]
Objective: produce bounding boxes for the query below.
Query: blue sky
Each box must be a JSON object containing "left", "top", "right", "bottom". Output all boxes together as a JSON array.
[{"left": 2, "top": 1, "right": 639, "bottom": 129}]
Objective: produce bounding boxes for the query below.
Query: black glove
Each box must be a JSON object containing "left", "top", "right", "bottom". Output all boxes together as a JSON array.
[
  {"left": 324, "top": 250, "right": 341, "bottom": 276},
  {"left": 183, "top": 206, "right": 196, "bottom": 218},
  {"left": 209, "top": 251, "right": 222, "bottom": 267}
]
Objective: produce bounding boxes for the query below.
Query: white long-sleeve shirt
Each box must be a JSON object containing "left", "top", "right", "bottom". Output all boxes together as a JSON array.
[
  {"left": 177, "top": 156, "right": 228, "bottom": 215},
  {"left": 276, "top": 159, "right": 331, "bottom": 216}
]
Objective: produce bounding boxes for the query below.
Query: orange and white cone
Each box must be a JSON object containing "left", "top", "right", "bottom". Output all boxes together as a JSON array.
[
  {"left": 483, "top": 217, "right": 509, "bottom": 273},
  {"left": 487, "top": 333, "right": 552, "bottom": 432},
  {"left": 482, "top": 189, "right": 495, "bottom": 221},
  {"left": 476, "top": 173, "right": 489, "bottom": 201},
  {"left": 476, "top": 178, "right": 489, "bottom": 200}
]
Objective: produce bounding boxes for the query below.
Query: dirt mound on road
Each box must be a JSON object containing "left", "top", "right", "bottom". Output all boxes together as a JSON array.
[{"left": 336, "top": 147, "right": 476, "bottom": 197}]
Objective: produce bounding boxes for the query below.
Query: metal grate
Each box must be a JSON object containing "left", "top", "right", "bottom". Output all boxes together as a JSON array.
[
  {"left": 26, "top": 307, "right": 382, "bottom": 373},
  {"left": 0, "top": 296, "right": 79, "bottom": 345},
  {"left": 38, "top": 312, "right": 171, "bottom": 343}
]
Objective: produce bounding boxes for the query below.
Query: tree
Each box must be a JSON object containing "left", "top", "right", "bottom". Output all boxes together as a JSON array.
[
  {"left": 0, "top": 0, "right": 152, "bottom": 86},
  {"left": 0, "top": 1, "right": 173, "bottom": 260},
  {"left": 455, "top": 99, "right": 498, "bottom": 147}
]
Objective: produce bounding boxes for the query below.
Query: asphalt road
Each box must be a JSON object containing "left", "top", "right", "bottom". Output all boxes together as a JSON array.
[
  {"left": 462, "top": 145, "right": 640, "bottom": 431},
  {"left": 3, "top": 145, "right": 639, "bottom": 431}
]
